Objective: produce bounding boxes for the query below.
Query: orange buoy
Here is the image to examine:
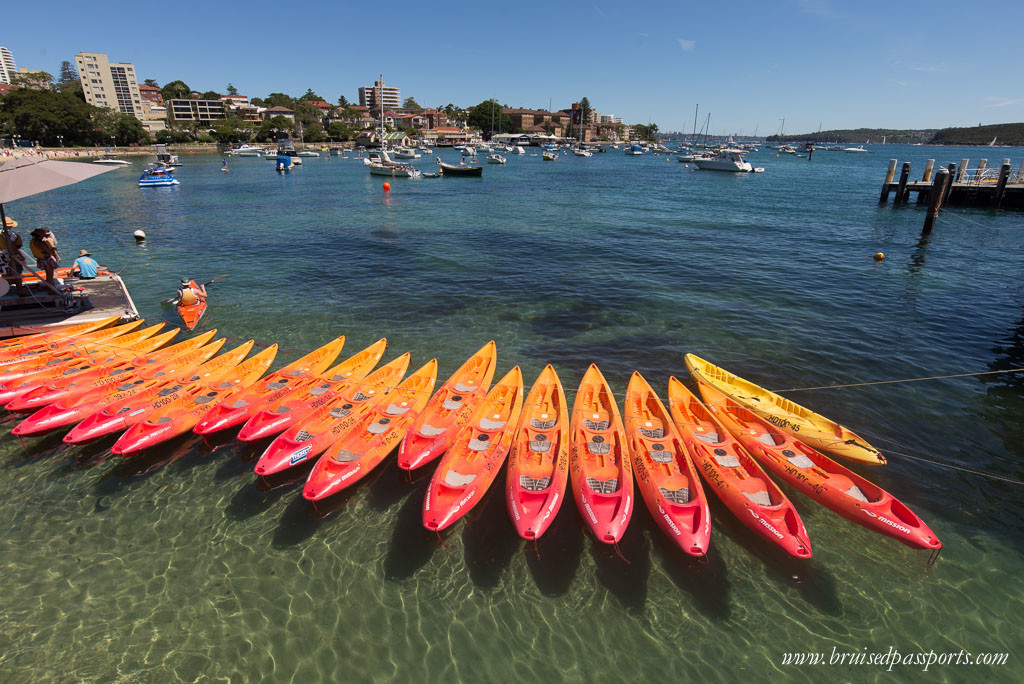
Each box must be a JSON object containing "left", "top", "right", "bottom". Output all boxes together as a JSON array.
[{"left": 382, "top": 182, "right": 391, "bottom": 192}]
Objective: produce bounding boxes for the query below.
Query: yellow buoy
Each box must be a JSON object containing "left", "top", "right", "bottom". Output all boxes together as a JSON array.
[{"left": 873, "top": 252, "right": 884, "bottom": 261}]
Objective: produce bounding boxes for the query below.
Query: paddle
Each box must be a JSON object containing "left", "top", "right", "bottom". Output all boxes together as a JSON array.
[{"left": 162, "top": 274, "right": 228, "bottom": 305}]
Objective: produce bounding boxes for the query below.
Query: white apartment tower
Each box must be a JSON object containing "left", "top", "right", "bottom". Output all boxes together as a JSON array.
[
  {"left": 74, "top": 52, "right": 144, "bottom": 119},
  {"left": 0, "top": 47, "right": 17, "bottom": 84},
  {"left": 358, "top": 78, "right": 400, "bottom": 111}
]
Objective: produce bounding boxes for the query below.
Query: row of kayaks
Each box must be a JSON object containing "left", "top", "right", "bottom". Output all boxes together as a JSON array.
[{"left": 1, "top": 320, "right": 941, "bottom": 560}]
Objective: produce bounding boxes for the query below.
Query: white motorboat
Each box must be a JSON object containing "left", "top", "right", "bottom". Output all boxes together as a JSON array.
[
  {"left": 226, "top": 144, "right": 264, "bottom": 156},
  {"left": 843, "top": 145, "right": 869, "bottom": 153},
  {"left": 93, "top": 158, "right": 132, "bottom": 165},
  {"left": 418, "top": 146, "right": 433, "bottom": 154},
  {"left": 693, "top": 148, "right": 759, "bottom": 172},
  {"left": 486, "top": 154, "right": 506, "bottom": 164},
  {"left": 572, "top": 147, "right": 593, "bottom": 157},
  {"left": 511, "top": 146, "right": 526, "bottom": 155},
  {"left": 542, "top": 150, "right": 557, "bottom": 161},
  {"left": 392, "top": 147, "right": 421, "bottom": 159},
  {"left": 365, "top": 149, "right": 421, "bottom": 177},
  {"left": 296, "top": 150, "right": 321, "bottom": 157},
  {"left": 624, "top": 142, "right": 643, "bottom": 156}
]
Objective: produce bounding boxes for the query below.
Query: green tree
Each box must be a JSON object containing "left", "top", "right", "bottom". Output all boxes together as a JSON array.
[
  {"left": 11, "top": 71, "right": 53, "bottom": 91},
  {"left": 144, "top": 78, "right": 159, "bottom": 87},
  {"left": 161, "top": 80, "right": 191, "bottom": 101},
  {"left": 58, "top": 61, "right": 79, "bottom": 86},
  {"left": 403, "top": 97, "right": 421, "bottom": 110},
  {"left": 211, "top": 116, "right": 252, "bottom": 143},
  {"left": 293, "top": 101, "right": 322, "bottom": 128},
  {"left": 250, "top": 97, "right": 265, "bottom": 107},
  {"left": 0, "top": 87, "right": 95, "bottom": 145},
  {"left": 265, "top": 92, "right": 295, "bottom": 109},
  {"left": 337, "top": 94, "right": 349, "bottom": 107},
  {"left": 302, "top": 122, "right": 326, "bottom": 142},
  {"left": 93, "top": 109, "right": 150, "bottom": 145},
  {"left": 226, "top": 83, "right": 238, "bottom": 96},
  {"left": 328, "top": 121, "right": 354, "bottom": 141},
  {"left": 200, "top": 90, "right": 221, "bottom": 100},
  {"left": 466, "top": 99, "right": 512, "bottom": 138},
  {"left": 298, "top": 88, "right": 322, "bottom": 102}
]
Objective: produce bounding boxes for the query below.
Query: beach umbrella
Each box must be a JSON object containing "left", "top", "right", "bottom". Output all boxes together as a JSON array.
[{"left": 0, "top": 157, "right": 115, "bottom": 227}]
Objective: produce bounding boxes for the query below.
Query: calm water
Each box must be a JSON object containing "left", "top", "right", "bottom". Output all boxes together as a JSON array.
[{"left": 1, "top": 145, "right": 1021, "bottom": 682}]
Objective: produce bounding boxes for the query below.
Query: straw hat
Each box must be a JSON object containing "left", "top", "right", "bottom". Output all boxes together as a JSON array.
[
  {"left": 79, "top": 249, "right": 91, "bottom": 257},
  {"left": 1, "top": 216, "right": 16, "bottom": 228}
]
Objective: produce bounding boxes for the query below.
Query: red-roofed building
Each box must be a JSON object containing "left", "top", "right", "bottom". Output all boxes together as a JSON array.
[
  {"left": 305, "top": 99, "right": 333, "bottom": 113},
  {"left": 139, "top": 83, "right": 163, "bottom": 105}
]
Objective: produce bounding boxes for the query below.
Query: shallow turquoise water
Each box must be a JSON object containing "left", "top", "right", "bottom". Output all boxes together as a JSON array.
[{"left": 0, "top": 145, "right": 1021, "bottom": 682}]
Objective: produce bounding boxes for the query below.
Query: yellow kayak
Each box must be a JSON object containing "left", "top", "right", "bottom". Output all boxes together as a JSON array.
[{"left": 684, "top": 353, "right": 886, "bottom": 466}]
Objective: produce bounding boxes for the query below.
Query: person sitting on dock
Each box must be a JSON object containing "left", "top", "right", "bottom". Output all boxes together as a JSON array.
[
  {"left": 70, "top": 249, "right": 99, "bottom": 279},
  {"left": 177, "top": 278, "right": 207, "bottom": 306},
  {"left": 30, "top": 228, "right": 61, "bottom": 288},
  {"left": 0, "top": 217, "right": 30, "bottom": 296}
]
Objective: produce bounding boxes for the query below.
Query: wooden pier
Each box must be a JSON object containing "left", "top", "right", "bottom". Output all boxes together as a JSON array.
[{"left": 879, "top": 158, "right": 1024, "bottom": 209}]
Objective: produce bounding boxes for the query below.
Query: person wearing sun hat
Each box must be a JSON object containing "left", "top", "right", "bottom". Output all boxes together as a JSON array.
[
  {"left": 29, "top": 227, "right": 61, "bottom": 288},
  {"left": 176, "top": 278, "right": 206, "bottom": 306},
  {"left": 70, "top": 248, "right": 99, "bottom": 280},
  {"left": 0, "top": 216, "right": 29, "bottom": 296}
]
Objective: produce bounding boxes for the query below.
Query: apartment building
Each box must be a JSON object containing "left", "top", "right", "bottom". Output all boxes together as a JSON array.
[
  {"left": 74, "top": 52, "right": 143, "bottom": 119},
  {"left": 358, "top": 79, "right": 400, "bottom": 111},
  {"left": 0, "top": 47, "right": 16, "bottom": 84},
  {"left": 167, "top": 99, "right": 227, "bottom": 123}
]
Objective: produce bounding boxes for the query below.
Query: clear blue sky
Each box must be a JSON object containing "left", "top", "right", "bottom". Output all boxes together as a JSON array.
[{"left": 5, "top": 0, "right": 1022, "bottom": 135}]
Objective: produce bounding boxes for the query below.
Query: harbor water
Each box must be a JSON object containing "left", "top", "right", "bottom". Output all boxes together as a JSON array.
[{"left": 0, "top": 145, "right": 1021, "bottom": 681}]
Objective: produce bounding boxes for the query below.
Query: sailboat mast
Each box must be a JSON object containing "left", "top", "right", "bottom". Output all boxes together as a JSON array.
[{"left": 692, "top": 104, "right": 699, "bottom": 145}]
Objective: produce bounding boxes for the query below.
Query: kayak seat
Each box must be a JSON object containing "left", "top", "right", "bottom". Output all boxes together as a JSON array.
[
  {"left": 329, "top": 406, "right": 350, "bottom": 419},
  {"left": 787, "top": 454, "right": 815, "bottom": 469},
  {"left": 266, "top": 381, "right": 288, "bottom": 390},
  {"left": 583, "top": 419, "right": 610, "bottom": 431},
  {"left": 286, "top": 370, "right": 304, "bottom": 377},
  {"left": 230, "top": 399, "right": 248, "bottom": 408},
  {"left": 713, "top": 452, "right": 740, "bottom": 468},
  {"left": 588, "top": 439, "right": 611, "bottom": 455},
  {"left": 586, "top": 477, "right": 619, "bottom": 494},
  {"left": 309, "top": 384, "right": 332, "bottom": 396},
  {"left": 468, "top": 435, "right": 491, "bottom": 451},
  {"left": 530, "top": 418, "right": 556, "bottom": 430},
  {"left": 367, "top": 419, "right": 390, "bottom": 435},
  {"left": 694, "top": 431, "right": 720, "bottom": 444},
  {"left": 845, "top": 485, "right": 869, "bottom": 502},
  {"left": 649, "top": 448, "right": 673, "bottom": 463},
  {"left": 660, "top": 487, "right": 690, "bottom": 504},
  {"left": 332, "top": 448, "right": 360, "bottom": 462},
  {"left": 216, "top": 381, "right": 234, "bottom": 390},
  {"left": 742, "top": 489, "right": 772, "bottom": 507},
  {"left": 639, "top": 426, "right": 665, "bottom": 439},
  {"left": 353, "top": 391, "right": 371, "bottom": 401},
  {"left": 385, "top": 404, "right": 409, "bottom": 415},
  {"left": 156, "top": 416, "right": 173, "bottom": 424},
  {"left": 295, "top": 430, "right": 313, "bottom": 442},
  {"left": 739, "top": 479, "right": 771, "bottom": 507},
  {"left": 158, "top": 385, "right": 183, "bottom": 397},
  {"left": 442, "top": 398, "right": 463, "bottom": 410},
  {"left": 453, "top": 383, "right": 476, "bottom": 392},
  {"left": 272, "top": 405, "right": 292, "bottom": 414},
  {"left": 520, "top": 475, "right": 552, "bottom": 491},
  {"left": 756, "top": 433, "right": 778, "bottom": 446},
  {"left": 194, "top": 392, "right": 218, "bottom": 404},
  {"left": 529, "top": 438, "right": 552, "bottom": 453},
  {"left": 420, "top": 424, "right": 445, "bottom": 437},
  {"left": 479, "top": 417, "right": 505, "bottom": 430},
  {"left": 444, "top": 469, "right": 476, "bottom": 487}
]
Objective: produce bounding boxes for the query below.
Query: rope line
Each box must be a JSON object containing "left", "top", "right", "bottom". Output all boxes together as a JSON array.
[{"left": 772, "top": 367, "right": 1024, "bottom": 392}]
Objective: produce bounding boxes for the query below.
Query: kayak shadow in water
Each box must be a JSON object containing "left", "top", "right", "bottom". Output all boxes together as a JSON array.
[
  {"left": 366, "top": 455, "right": 430, "bottom": 513},
  {"left": 461, "top": 469, "right": 520, "bottom": 589},
  {"left": 523, "top": 501, "right": 586, "bottom": 597},
  {"left": 3, "top": 428, "right": 71, "bottom": 469},
  {"left": 271, "top": 491, "right": 340, "bottom": 549},
  {"left": 383, "top": 476, "right": 437, "bottom": 580},
  {"left": 587, "top": 509, "right": 652, "bottom": 614},
  {"left": 223, "top": 466, "right": 308, "bottom": 522}
]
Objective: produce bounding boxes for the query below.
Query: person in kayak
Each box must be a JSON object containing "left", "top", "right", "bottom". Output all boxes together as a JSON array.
[{"left": 177, "top": 278, "right": 207, "bottom": 306}]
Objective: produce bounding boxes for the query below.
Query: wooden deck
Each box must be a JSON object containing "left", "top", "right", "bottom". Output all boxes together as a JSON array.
[
  {"left": 880, "top": 158, "right": 1024, "bottom": 209},
  {"left": 0, "top": 273, "right": 140, "bottom": 338}
]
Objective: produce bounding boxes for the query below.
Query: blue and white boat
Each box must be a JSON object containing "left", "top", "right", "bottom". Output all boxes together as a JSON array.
[
  {"left": 138, "top": 166, "right": 179, "bottom": 187},
  {"left": 625, "top": 142, "right": 643, "bottom": 156}
]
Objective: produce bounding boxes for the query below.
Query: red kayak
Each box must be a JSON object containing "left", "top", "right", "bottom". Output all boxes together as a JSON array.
[
  {"left": 192, "top": 334, "right": 346, "bottom": 436},
  {"left": 0, "top": 315, "right": 123, "bottom": 362},
  {"left": 697, "top": 381, "right": 941, "bottom": 551},
  {"left": 253, "top": 353, "right": 411, "bottom": 477},
  {"left": 667, "top": 377, "right": 812, "bottom": 559},
  {"left": 236, "top": 338, "right": 387, "bottom": 443},
  {"left": 569, "top": 364, "right": 633, "bottom": 545},
  {"left": 505, "top": 364, "right": 569, "bottom": 541},
  {"left": 176, "top": 280, "right": 207, "bottom": 330},
  {"left": 423, "top": 366, "right": 524, "bottom": 532},
  {"left": 397, "top": 340, "right": 497, "bottom": 470},
  {"left": 303, "top": 359, "right": 438, "bottom": 501},
  {"left": 624, "top": 371, "right": 711, "bottom": 557},
  {"left": 12, "top": 332, "right": 220, "bottom": 438},
  {"left": 63, "top": 340, "right": 252, "bottom": 445}
]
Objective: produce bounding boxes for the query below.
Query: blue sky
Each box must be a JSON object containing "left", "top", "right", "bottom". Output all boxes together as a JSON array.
[{"left": 5, "top": 0, "right": 1022, "bottom": 134}]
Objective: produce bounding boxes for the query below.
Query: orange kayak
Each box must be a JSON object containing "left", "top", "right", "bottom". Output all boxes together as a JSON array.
[
  {"left": 569, "top": 364, "right": 633, "bottom": 545},
  {"left": 237, "top": 338, "right": 387, "bottom": 443},
  {"left": 667, "top": 377, "right": 812, "bottom": 559},
  {"left": 624, "top": 372, "right": 710, "bottom": 557},
  {"left": 304, "top": 359, "right": 439, "bottom": 501},
  {"left": 111, "top": 345, "right": 278, "bottom": 457},
  {"left": 0, "top": 323, "right": 165, "bottom": 406},
  {"left": 254, "top": 353, "right": 411, "bottom": 476},
  {"left": 6, "top": 327, "right": 183, "bottom": 413},
  {"left": 12, "top": 332, "right": 221, "bottom": 437},
  {"left": 176, "top": 280, "right": 207, "bottom": 330},
  {"left": 0, "top": 315, "right": 123, "bottom": 360},
  {"left": 0, "top": 319, "right": 145, "bottom": 372},
  {"left": 193, "top": 335, "right": 346, "bottom": 436},
  {"left": 423, "top": 366, "right": 523, "bottom": 532},
  {"left": 506, "top": 364, "right": 569, "bottom": 540},
  {"left": 697, "top": 381, "right": 941, "bottom": 551},
  {"left": 397, "top": 340, "right": 497, "bottom": 470},
  {"left": 64, "top": 340, "right": 251, "bottom": 445}
]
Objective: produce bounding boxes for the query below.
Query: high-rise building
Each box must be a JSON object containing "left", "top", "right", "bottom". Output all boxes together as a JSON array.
[
  {"left": 0, "top": 47, "right": 17, "bottom": 84},
  {"left": 74, "top": 52, "right": 143, "bottom": 119},
  {"left": 358, "top": 78, "right": 400, "bottom": 111}
]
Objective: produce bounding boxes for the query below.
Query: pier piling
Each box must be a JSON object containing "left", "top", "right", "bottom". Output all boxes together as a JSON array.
[
  {"left": 923, "top": 169, "right": 949, "bottom": 234},
  {"left": 956, "top": 159, "right": 969, "bottom": 182},
  {"left": 894, "top": 162, "right": 912, "bottom": 205},
  {"left": 879, "top": 159, "right": 898, "bottom": 203},
  {"left": 943, "top": 163, "right": 956, "bottom": 205},
  {"left": 917, "top": 160, "right": 936, "bottom": 204},
  {"left": 994, "top": 163, "right": 1011, "bottom": 209}
]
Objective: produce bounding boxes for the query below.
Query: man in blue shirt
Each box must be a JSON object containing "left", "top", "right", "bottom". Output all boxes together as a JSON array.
[{"left": 70, "top": 249, "right": 99, "bottom": 279}]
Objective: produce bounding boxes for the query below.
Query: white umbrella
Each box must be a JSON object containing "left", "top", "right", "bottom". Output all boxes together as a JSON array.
[{"left": 0, "top": 156, "right": 115, "bottom": 206}]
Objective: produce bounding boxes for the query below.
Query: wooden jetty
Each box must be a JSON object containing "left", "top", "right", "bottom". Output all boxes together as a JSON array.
[
  {"left": 879, "top": 158, "right": 1024, "bottom": 209},
  {"left": 0, "top": 272, "right": 140, "bottom": 338}
]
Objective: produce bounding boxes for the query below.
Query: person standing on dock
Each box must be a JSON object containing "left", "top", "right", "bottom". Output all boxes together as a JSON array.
[
  {"left": 70, "top": 249, "right": 99, "bottom": 279},
  {"left": 30, "top": 228, "right": 61, "bottom": 287},
  {"left": 0, "top": 217, "right": 29, "bottom": 296}
]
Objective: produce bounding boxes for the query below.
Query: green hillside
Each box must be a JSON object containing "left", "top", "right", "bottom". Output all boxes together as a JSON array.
[
  {"left": 767, "top": 128, "right": 935, "bottom": 144},
  {"left": 929, "top": 123, "right": 1024, "bottom": 146}
]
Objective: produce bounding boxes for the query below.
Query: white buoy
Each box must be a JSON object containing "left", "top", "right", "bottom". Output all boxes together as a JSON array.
[{"left": 133, "top": 230, "right": 146, "bottom": 243}]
